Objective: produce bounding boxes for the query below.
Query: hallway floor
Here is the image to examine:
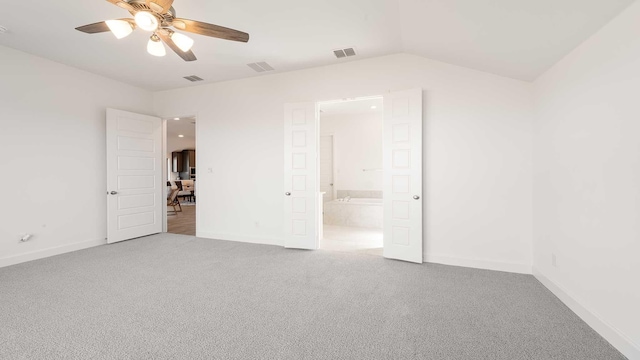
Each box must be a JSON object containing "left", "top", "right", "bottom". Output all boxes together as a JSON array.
[{"left": 167, "top": 204, "right": 196, "bottom": 236}]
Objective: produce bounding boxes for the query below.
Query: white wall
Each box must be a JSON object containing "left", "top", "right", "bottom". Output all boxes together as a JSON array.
[
  {"left": 532, "top": 2, "right": 640, "bottom": 358},
  {"left": 320, "top": 112, "right": 383, "bottom": 193},
  {"left": 154, "top": 53, "right": 534, "bottom": 273},
  {"left": 0, "top": 45, "right": 154, "bottom": 267}
]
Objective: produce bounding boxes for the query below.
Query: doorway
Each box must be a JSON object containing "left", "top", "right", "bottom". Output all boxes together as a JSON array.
[
  {"left": 318, "top": 97, "right": 384, "bottom": 256},
  {"left": 283, "top": 88, "right": 424, "bottom": 263},
  {"left": 166, "top": 116, "right": 197, "bottom": 236}
]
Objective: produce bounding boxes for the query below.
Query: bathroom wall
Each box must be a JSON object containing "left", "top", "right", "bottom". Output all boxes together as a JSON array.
[{"left": 320, "top": 112, "right": 383, "bottom": 197}]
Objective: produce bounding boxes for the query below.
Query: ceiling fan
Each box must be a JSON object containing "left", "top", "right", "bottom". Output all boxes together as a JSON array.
[{"left": 76, "top": 0, "right": 250, "bottom": 61}]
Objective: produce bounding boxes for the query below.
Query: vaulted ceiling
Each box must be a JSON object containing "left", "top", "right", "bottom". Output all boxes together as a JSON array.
[{"left": 0, "top": 0, "right": 634, "bottom": 90}]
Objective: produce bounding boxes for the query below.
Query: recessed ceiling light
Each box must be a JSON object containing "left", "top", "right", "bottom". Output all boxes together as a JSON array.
[
  {"left": 173, "top": 118, "right": 180, "bottom": 120},
  {"left": 371, "top": 106, "right": 378, "bottom": 110},
  {"left": 178, "top": 135, "right": 185, "bottom": 138}
]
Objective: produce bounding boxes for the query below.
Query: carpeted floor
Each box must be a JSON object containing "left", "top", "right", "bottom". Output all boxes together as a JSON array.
[{"left": 0, "top": 233, "right": 625, "bottom": 360}]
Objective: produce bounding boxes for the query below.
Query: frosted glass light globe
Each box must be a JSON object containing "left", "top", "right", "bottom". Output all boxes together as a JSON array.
[
  {"left": 147, "top": 35, "right": 166, "bottom": 57},
  {"left": 171, "top": 32, "right": 194, "bottom": 52},
  {"left": 135, "top": 12, "right": 158, "bottom": 32},
  {"left": 105, "top": 20, "right": 133, "bottom": 39}
]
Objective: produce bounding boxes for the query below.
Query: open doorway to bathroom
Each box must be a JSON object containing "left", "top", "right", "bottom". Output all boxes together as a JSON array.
[
  {"left": 318, "top": 97, "right": 384, "bottom": 256},
  {"left": 166, "top": 116, "right": 197, "bottom": 236}
]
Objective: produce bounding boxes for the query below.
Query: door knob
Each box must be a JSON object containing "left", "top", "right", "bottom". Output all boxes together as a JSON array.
[
  {"left": 413, "top": 195, "right": 420, "bottom": 200},
  {"left": 110, "top": 191, "right": 118, "bottom": 195},
  {"left": 285, "top": 192, "right": 291, "bottom": 196}
]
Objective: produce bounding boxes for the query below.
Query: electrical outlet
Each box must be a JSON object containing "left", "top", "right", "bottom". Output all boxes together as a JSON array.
[
  {"left": 552, "top": 253, "right": 557, "bottom": 267},
  {"left": 19, "top": 234, "right": 32, "bottom": 243}
]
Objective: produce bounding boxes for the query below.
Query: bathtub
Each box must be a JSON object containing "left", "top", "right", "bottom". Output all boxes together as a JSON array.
[
  {"left": 323, "top": 198, "right": 383, "bottom": 229},
  {"left": 339, "top": 198, "right": 382, "bottom": 205}
]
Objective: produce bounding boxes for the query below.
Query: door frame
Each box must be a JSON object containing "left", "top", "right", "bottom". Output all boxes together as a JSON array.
[
  {"left": 161, "top": 113, "right": 199, "bottom": 235},
  {"left": 319, "top": 133, "right": 337, "bottom": 202},
  {"left": 312, "top": 92, "right": 423, "bottom": 262}
]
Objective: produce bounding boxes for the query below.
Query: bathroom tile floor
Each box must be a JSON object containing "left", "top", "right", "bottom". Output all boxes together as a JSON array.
[{"left": 320, "top": 224, "right": 383, "bottom": 256}]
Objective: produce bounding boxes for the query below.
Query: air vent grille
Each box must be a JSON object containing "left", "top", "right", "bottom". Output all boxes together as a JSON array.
[
  {"left": 333, "top": 47, "right": 357, "bottom": 59},
  {"left": 247, "top": 62, "right": 275, "bottom": 73},
  {"left": 183, "top": 75, "right": 204, "bottom": 82}
]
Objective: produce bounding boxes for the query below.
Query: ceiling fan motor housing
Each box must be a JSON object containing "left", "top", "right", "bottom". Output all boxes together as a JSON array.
[{"left": 126, "top": 0, "right": 176, "bottom": 18}]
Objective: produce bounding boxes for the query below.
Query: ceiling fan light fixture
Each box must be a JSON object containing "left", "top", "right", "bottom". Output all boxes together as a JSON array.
[
  {"left": 135, "top": 11, "right": 159, "bottom": 32},
  {"left": 77, "top": 1, "right": 250, "bottom": 63},
  {"left": 105, "top": 20, "right": 133, "bottom": 39},
  {"left": 171, "top": 32, "right": 194, "bottom": 52},
  {"left": 147, "top": 34, "right": 166, "bottom": 57}
]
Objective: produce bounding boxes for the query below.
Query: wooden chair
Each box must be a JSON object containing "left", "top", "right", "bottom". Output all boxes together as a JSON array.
[
  {"left": 181, "top": 180, "right": 195, "bottom": 202},
  {"left": 167, "top": 186, "right": 182, "bottom": 215}
]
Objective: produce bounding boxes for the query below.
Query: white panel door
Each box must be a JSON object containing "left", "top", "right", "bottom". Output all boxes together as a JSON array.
[
  {"left": 383, "top": 89, "right": 423, "bottom": 263},
  {"left": 284, "top": 102, "right": 319, "bottom": 250},
  {"left": 319, "top": 135, "right": 334, "bottom": 202},
  {"left": 106, "top": 108, "right": 163, "bottom": 244}
]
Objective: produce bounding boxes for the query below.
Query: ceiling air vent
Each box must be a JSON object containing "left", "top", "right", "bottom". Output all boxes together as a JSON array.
[
  {"left": 184, "top": 75, "right": 204, "bottom": 82},
  {"left": 333, "top": 47, "right": 357, "bottom": 59},
  {"left": 247, "top": 62, "right": 275, "bottom": 73}
]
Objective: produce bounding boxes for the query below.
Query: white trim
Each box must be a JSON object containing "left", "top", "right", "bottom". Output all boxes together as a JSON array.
[
  {"left": 318, "top": 133, "right": 337, "bottom": 201},
  {"left": 534, "top": 268, "right": 640, "bottom": 360},
  {"left": 425, "top": 253, "right": 532, "bottom": 274},
  {"left": 316, "top": 95, "right": 384, "bottom": 106},
  {"left": 0, "top": 238, "right": 106, "bottom": 268},
  {"left": 331, "top": 133, "right": 337, "bottom": 201},
  {"left": 197, "top": 232, "right": 284, "bottom": 247},
  {"left": 162, "top": 118, "right": 168, "bottom": 233}
]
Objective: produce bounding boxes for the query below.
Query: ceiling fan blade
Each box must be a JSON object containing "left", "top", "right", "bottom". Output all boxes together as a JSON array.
[
  {"left": 172, "top": 18, "right": 249, "bottom": 43},
  {"left": 157, "top": 31, "right": 197, "bottom": 62},
  {"left": 106, "top": 0, "right": 134, "bottom": 12},
  {"left": 76, "top": 18, "right": 135, "bottom": 34},
  {"left": 146, "top": 0, "right": 174, "bottom": 14},
  {"left": 76, "top": 21, "right": 111, "bottom": 34}
]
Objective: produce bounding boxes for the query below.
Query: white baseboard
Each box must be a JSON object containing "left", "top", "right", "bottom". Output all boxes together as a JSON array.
[
  {"left": 534, "top": 267, "right": 640, "bottom": 360},
  {"left": 197, "top": 231, "right": 284, "bottom": 247},
  {"left": 0, "top": 238, "right": 107, "bottom": 268},
  {"left": 424, "top": 253, "right": 532, "bottom": 274}
]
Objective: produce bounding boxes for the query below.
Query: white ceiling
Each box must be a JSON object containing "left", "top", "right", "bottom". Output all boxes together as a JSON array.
[
  {"left": 0, "top": 0, "right": 634, "bottom": 90},
  {"left": 167, "top": 117, "right": 195, "bottom": 137},
  {"left": 399, "top": 0, "right": 635, "bottom": 81}
]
